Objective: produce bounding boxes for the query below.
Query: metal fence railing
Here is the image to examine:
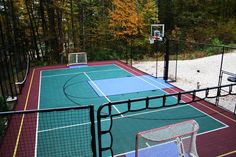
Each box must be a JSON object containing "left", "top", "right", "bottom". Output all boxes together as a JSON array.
[
  {"left": 0, "top": 1, "right": 35, "bottom": 107},
  {"left": 97, "top": 83, "right": 236, "bottom": 157},
  {"left": 0, "top": 105, "right": 96, "bottom": 157}
]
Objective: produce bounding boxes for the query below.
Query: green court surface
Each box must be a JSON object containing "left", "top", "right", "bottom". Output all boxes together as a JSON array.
[
  {"left": 108, "top": 105, "right": 226, "bottom": 156},
  {"left": 37, "top": 64, "right": 227, "bottom": 157}
]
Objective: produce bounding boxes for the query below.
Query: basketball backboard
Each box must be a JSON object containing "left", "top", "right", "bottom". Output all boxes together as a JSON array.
[{"left": 150, "top": 24, "right": 165, "bottom": 42}]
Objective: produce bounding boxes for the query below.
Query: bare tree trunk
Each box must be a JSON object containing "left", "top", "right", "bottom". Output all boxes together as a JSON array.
[{"left": 46, "top": 0, "right": 60, "bottom": 63}]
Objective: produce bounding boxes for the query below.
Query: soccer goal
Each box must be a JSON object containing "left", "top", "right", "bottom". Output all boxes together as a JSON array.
[
  {"left": 135, "top": 120, "right": 199, "bottom": 157},
  {"left": 67, "top": 52, "right": 87, "bottom": 66}
]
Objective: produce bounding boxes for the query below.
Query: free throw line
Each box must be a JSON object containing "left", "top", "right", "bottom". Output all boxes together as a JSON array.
[{"left": 83, "top": 72, "right": 124, "bottom": 117}]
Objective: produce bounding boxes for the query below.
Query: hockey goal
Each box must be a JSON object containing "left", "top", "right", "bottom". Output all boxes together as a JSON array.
[
  {"left": 135, "top": 120, "right": 199, "bottom": 157},
  {"left": 67, "top": 52, "right": 87, "bottom": 66}
]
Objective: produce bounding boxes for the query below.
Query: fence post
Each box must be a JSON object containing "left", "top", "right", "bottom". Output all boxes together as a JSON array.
[
  {"left": 163, "top": 38, "right": 169, "bottom": 81},
  {"left": 90, "top": 105, "right": 97, "bottom": 157}
]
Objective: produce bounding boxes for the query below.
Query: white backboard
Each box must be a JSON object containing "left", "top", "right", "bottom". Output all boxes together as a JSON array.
[{"left": 151, "top": 24, "right": 165, "bottom": 38}]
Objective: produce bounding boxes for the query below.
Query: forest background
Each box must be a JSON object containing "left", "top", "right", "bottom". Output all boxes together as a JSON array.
[{"left": 0, "top": 0, "right": 236, "bottom": 64}]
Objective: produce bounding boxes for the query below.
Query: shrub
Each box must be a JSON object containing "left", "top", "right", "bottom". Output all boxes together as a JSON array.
[{"left": 205, "top": 38, "right": 224, "bottom": 56}]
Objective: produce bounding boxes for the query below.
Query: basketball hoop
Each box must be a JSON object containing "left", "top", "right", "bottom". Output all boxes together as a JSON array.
[
  {"left": 149, "top": 36, "right": 163, "bottom": 44},
  {"left": 150, "top": 24, "right": 164, "bottom": 42}
]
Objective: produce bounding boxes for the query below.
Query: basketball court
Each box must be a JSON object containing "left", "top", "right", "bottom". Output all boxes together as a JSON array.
[{"left": 1, "top": 60, "right": 236, "bottom": 157}]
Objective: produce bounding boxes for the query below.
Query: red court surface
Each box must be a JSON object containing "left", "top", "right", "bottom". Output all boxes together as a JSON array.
[{"left": 0, "top": 60, "right": 236, "bottom": 157}]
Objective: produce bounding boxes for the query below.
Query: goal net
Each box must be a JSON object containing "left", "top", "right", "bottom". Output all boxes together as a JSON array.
[
  {"left": 68, "top": 52, "right": 87, "bottom": 66},
  {"left": 135, "top": 120, "right": 199, "bottom": 157}
]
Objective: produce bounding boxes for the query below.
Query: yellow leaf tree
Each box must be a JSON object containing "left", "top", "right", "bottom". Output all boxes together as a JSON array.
[
  {"left": 109, "top": 0, "right": 144, "bottom": 41},
  {"left": 140, "top": 0, "right": 159, "bottom": 38}
]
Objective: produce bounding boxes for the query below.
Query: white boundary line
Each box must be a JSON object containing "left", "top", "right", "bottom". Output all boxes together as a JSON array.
[
  {"left": 114, "top": 63, "right": 228, "bottom": 126},
  {"left": 190, "top": 103, "right": 228, "bottom": 127},
  {"left": 145, "top": 142, "right": 150, "bottom": 147},
  {"left": 38, "top": 121, "right": 91, "bottom": 133},
  {"left": 83, "top": 72, "right": 124, "bottom": 117},
  {"left": 116, "top": 120, "right": 227, "bottom": 157},
  {"left": 117, "top": 125, "right": 228, "bottom": 157},
  {"left": 115, "top": 65, "right": 229, "bottom": 122},
  {"left": 38, "top": 105, "right": 188, "bottom": 133},
  {"left": 42, "top": 68, "right": 122, "bottom": 78},
  {"left": 115, "top": 140, "right": 176, "bottom": 157},
  {"left": 109, "top": 104, "right": 187, "bottom": 121},
  {"left": 143, "top": 75, "right": 228, "bottom": 127},
  {"left": 109, "top": 103, "right": 227, "bottom": 138},
  {"left": 35, "top": 100, "right": 228, "bottom": 136},
  {"left": 114, "top": 64, "right": 163, "bottom": 90},
  {"left": 34, "top": 70, "right": 42, "bottom": 157},
  {"left": 41, "top": 63, "right": 117, "bottom": 73},
  {"left": 84, "top": 72, "right": 110, "bottom": 101},
  {"left": 36, "top": 63, "right": 231, "bottom": 156},
  {"left": 143, "top": 75, "right": 173, "bottom": 90},
  {"left": 112, "top": 63, "right": 229, "bottom": 156},
  {"left": 136, "top": 76, "right": 161, "bottom": 89}
]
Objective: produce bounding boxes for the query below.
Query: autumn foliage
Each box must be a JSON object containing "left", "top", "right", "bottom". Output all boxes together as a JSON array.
[{"left": 109, "top": 0, "right": 144, "bottom": 39}]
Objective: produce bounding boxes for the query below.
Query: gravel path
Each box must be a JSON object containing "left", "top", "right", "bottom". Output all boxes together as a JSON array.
[{"left": 133, "top": 51, "right": 236, "bottom": 113}]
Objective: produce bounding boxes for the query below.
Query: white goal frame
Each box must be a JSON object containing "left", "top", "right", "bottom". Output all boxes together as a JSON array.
[
  {"left": 135, "top": 120, "right": 199, "bottom": 157},
  {"left": 67, "top": 52, "right": 87, "bottom": 66}
]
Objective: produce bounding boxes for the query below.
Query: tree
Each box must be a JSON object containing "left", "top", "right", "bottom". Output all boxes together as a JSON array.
[
  {"left": 140, "top": 0, "right": 159, "bottom": 38},
  {"left": 109, "top": 0, "right": 144, "bottom": 40}
]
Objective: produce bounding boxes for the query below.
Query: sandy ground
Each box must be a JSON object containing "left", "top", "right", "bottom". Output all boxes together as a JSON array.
[{"left": 133, "top": 51, "right": 236, "bottom": 113}]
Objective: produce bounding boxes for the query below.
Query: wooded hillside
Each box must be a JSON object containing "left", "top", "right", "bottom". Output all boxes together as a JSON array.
[{"left": 0, "top": 0, "right": 235, "bottom": 63}]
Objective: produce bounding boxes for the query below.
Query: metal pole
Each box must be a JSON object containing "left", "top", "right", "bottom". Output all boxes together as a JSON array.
[
  {"left": 156, "top": 53, "right": 158, "bottom": 78},
  {"left": 163, "top": 37, "right": 169, "bottom": 81},
  {"left": 216, "top": 46, "right": 225, "bottom": 106},
  {"left": 90, "top": 105, "right": 97, "bottom": 157},
  {"left": 0, "top": 59, "right": 6, "bottom": 104}
]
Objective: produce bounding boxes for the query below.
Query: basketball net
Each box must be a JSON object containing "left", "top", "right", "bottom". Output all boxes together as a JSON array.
[
  {"left": 149, "top": 35, "right": 163, "bottom": 44},
  {"left": 149, "top": 36, "right": 155, "bottom": 44}
]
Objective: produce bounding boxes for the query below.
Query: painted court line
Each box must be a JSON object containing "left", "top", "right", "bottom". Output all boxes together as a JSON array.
[
  {"left": 119, "top": 135, "right": 199, "bottom": 157},
  {"left": 217, "top": 150, "right": 236, "bottom": 157},
  {"left": 145, "top": 142, "right": 150, "bottom": 147},
  {"left": 34, "top": 71, "right": 42, "bottom": 157},
  {"left": 115, "top": 63, "right": 229, "bottom": 125},
  {"left": 109, "top": 103, "right": 227, "bottom": 137},
  {"left": 37, "top": 105, "right": 188, "bottom": 133},
  {"left": 40, "top": 63, "right": 116, "bottom": 72},
  {"left": 42, "top": 68, "right": 122, "bottom": 78},
  {"left": 83, "top": 72, "right": 124, "bottom": 117},
  {"left": 36, "top": 64, "right": 236, "bottom": 157},
  {"left": 114, "top": 64, "right": 232, "bottom": 130},
  {"left": 110, "top": 105, "right": 187, "bottom": 121},
  {"left": 198, "top": 101, "right": 236, "bottom": 123},
  {"left": 38, "top": 121, "right": 91, "bottom": 133},
  {"left": 13, "top": 69, "right": 35, "bottom": 157},
  {"left": 141, "top": 75, "right": 232, "bottom": 126},
  {"left": 84, "top": 72, "right": 110, "bottom": 101},
  {"left": 136, "top": 76, "right": 161, "bottom": 89},
  {"left": 188, "top": 102, "right": 228, "bottom": 127},
  {"left": 34, "top": 102, "right": 228, "bottom": 138},
  {"left": 116, "top": 122, "right": 227, "bottom": 157},
  {"left": 116, "top": 141, "right": 175, "bottom": 157},
  {"left": 114, "top": 64, "right": 163, "bottom": 91}
]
